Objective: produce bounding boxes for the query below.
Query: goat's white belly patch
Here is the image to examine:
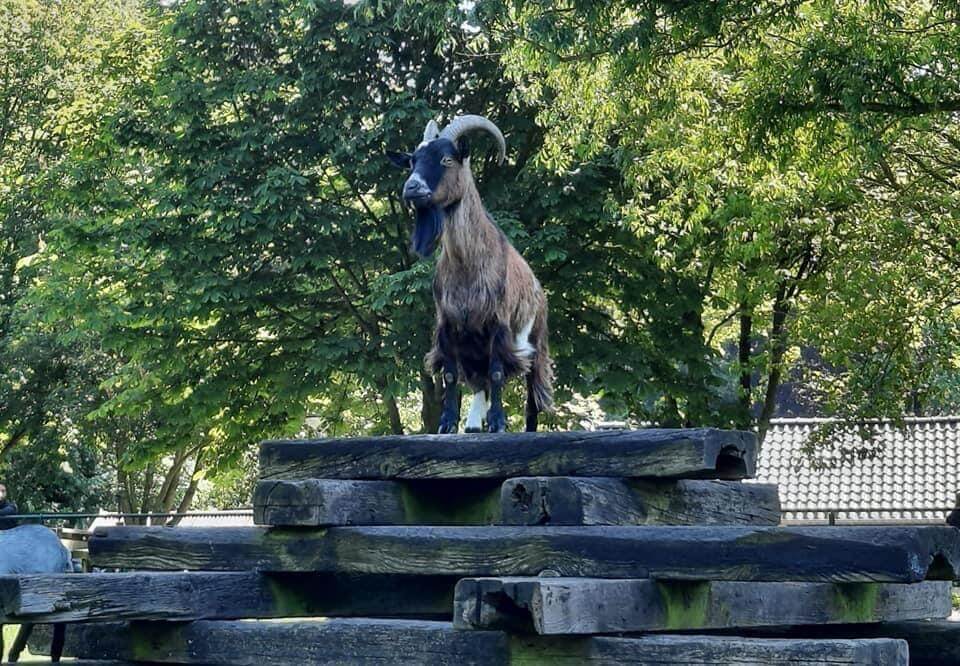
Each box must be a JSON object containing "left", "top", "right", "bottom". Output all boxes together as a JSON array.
[
  {"left": 465, "top": 391, "right": 489, "bottom": 431},
  {"left": 514, "top": 318, "right": 535, "bottom": 358}
]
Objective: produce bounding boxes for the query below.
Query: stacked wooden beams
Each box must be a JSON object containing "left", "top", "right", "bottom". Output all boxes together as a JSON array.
[{"left": 11, "top": 428, "right": 959, "bottom": 665}]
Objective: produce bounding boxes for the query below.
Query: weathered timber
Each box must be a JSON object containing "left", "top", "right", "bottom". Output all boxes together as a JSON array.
[
  {"left": 254, "top": 478, "right": 503, "bottom": 526},
  {"left": 29, "top": 619, "right": 909, "bottom": 665},
  {"left": 0, "top": 571, "right": 454, "bottom": 623},
  {"left": 88, "top": 525, "right": 960, "bottom": 582},
  {"left": 500, "top": 478, "right": 780, "bottom": 526},
  {"left": 255, "top": 477, "right": 779, "bottom": 527},
  {"left": 453, "top": 577, "right": 951, "bottom": 634},
  {"left": 716, "top": 620, "right": 960, "bottom": 666},
  {"left": 258, "top": 428, "right": 757, "bottom": 480}
]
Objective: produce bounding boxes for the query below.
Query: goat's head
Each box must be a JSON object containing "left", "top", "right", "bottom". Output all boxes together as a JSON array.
[{"left": 386, "top": 115, "right": 505, "bottom": 257}]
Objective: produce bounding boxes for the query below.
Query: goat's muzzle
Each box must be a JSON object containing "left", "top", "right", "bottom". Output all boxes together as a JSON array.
[{"left": 402, "top": 177, "right": 432, "bottom": 207}]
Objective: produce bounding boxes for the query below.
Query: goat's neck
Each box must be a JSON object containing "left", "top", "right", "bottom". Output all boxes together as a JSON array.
[{"left": 440, "top": 172, "right": 499, "bottom": 270}]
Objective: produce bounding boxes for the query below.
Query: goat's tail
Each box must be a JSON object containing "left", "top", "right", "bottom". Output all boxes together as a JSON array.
[{"left": 529, "top": 310, "right": 555, "bottom": 414}]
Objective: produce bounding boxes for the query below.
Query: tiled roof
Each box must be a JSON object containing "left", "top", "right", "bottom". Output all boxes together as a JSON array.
[{"left": 753, "top": 417, "right": 960, "bottom": 523}]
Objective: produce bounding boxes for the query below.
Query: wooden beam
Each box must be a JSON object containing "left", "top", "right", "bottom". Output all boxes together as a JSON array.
[
  {"left": 255, "top": 478, "right": 779, "bottom": 527},
  {"left": 0, "top": 571, "right": 453, "bottom": 623},
  {"left": 500, "top": 478, "right": 780, "bottom": 526},
  {"left": 710, "top": 620, "right": 960, "bottom": 666},
  {"left": 258, "top": 428, "right": 757, "bottom": 481},
  {"left": 29, "top": 619, "right": 908, "bottom": 665},
  {"left": 88, "top": 525, "right": 960, "bottom": 582},
  {"left": 254, "top": 479, "right": 503, "bottom": 526},
  {"left": 453, "top": 577, "right": 951, "bottom": 634}
]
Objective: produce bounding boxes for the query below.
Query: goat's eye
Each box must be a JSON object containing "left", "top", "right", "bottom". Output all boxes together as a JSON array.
[{"left": 441, "top": 156, "right": 455, "bottom": 167}]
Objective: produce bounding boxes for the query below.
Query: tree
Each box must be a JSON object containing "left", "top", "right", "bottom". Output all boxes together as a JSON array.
[
  {"left": 479, "top": 0, "right": 960, "bottom": 443},
  {"left": 0, "top": 0, "right": 166, "bottom": 510}
]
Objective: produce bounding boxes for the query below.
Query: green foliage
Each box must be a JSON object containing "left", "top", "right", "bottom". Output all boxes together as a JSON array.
[
  {"left": 482, "top": 0, "right": 960, "bottom": 438},
  {"left": 0, "top": 0, "right": 158, "bottom": 512}
]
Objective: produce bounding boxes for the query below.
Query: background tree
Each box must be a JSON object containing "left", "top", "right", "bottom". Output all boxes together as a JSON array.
[{"left": 480, "top": 0, "right": 960, "bottom": 443}]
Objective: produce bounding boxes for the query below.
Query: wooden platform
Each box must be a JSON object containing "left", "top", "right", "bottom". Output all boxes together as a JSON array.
[
  {"left": 10, "top": 427, "right": 957, "bottom": 664},
  {"left": 499, "top": 477, "right": 781, "bottom": 526},
  {"left": 0, "top": 572, "right": 454, "bottom": 623},
  {"left": 28, "top": 619, "right": 910, "bottom": 665},
  {"left": 453, "top": 577, "right": 952, "bottom": 633},
  {"left": 258, "top": 428, "right": 757, "bottom": 480},
  {"left": 711, "top": 619, "right": 960, "bottom": 666},
  {"left": 253, "top": 477, "right": 781, "bottom": 526},
  {"left": 88, "top": 524, "right": 960, "bottom": 582}
]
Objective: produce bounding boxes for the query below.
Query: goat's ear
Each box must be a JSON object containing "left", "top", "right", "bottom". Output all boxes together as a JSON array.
[
  {"left": 456, "top": 137, "right": 470, "bottom": 162},
  {"left": 385, "top": 150, "right": 412, "bottom": 169}
]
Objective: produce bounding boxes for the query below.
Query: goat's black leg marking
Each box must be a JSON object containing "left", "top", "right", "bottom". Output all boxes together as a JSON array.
[
  {"left": 525, "top": 372, "right": 539, "bottom": 432},
  {"left": 435, "top": 324, "right": 460, "bottom": 434},
  {"left": 9, "top": 623, "right": 34, "bottom": 663},
  {"left": 487, "top": 357, "right": 507, "bottom": 432},
  {"left": 438, "top": 365, "right": 461, "bottom": 434},
  {"left": 51, "top": 623, "right": 65, "bottom": 662}
]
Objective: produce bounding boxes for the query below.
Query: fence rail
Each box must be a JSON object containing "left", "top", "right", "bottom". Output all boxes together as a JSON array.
[
  {"left": 1, "top": 507, "right": 953, "bottom": 530},
  {"left": 1, "top": 510, "right": 254, "bottom": 529}
]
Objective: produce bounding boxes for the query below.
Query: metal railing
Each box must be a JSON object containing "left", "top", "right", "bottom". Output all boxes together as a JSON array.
[{"left": 1, "top": 510, "right": 254, "bottom": 529}]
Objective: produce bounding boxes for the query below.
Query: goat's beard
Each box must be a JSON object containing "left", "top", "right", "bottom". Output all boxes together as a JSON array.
[{"left": 412, "top": 204, "right": 443, "bottom": 257}]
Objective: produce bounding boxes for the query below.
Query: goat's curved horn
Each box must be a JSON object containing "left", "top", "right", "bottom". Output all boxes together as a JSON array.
[
  {"left": 422, "top": 119, "right": 440, "bottom": 143},
  {"left": 439, "top": 114, "right": 506, "bottom": 165}
]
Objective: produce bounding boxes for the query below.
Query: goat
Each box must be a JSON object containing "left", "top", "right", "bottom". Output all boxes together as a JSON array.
[
  {"left": 387, "top": 115, "right": 554, "bottom": 433},
  {"left": 0, "top": 524, "right": 71, "bottom": 662}
]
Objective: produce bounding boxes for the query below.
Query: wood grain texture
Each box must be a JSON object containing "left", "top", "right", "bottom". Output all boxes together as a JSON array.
[
  {"left": 29, "top": 619, "right": 908, "bottom": 665},
  {"left": 453, "top": 577, "right": 951, "bottom": 634},
  {"left": 258, "top": 428, "right": 757, "bottom": 480},
  {"left": 254, "top": 478, "right": 503, "bottom": 526},
  {"left": 0, "top": 571, "right": 454, "bottom": 623},
  {"left": 500, "top": 478, "right": 781, "bottom": 526},
  {"left": 715, "top": 620, "right": 960, "bottom": 666},
  {"left": 88, "top": 525, "right": 960, "bottom": 582},
  {"left": 255, "top": 478, "right": 779, "bottom": 527}
]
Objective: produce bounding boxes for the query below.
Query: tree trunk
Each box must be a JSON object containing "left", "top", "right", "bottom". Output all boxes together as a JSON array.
[
  {"left": 420, "top": 371, "right": 442, "bottom": 434},
  {"left": 737, "top": 308, "right": 753, "bottom": 429},
  {"left": 757, "top": 284, "right": 791, "bottom": 447},
  {"left": 0, "top": 428, "right": 26, "bottom": 461},
  {"left": 385, "top": 394, "right": 404, "bottom": 435},
  {"left": 166, "top": 453, "right": 204, "bottom": 527},
  {"left": 139, "top": 462, "right": 156, "bottom": 515}
]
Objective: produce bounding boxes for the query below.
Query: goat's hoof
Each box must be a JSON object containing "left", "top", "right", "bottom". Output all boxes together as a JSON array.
[
  {"left": 487, "top": 414, "right": 507, "bottom": 433},
  {"left": 438, "top": 421, "right": 458, "bottom": 434},
  {"left": 465, "top": 427, "right": 483, "bottom": 433}
]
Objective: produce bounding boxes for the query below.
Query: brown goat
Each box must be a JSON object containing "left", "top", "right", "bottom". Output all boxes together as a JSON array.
[{"left": 387, "top": 115, "right": 553, "bottom": 432}]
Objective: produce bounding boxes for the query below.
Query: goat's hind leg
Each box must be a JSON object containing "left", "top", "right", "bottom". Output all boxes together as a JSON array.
[{"left": 525, "top": 373, "right": 539, "bottom": 432}]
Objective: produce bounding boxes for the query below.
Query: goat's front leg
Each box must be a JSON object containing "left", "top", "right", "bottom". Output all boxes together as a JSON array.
[
  {"left": 438, "top": 360, "right": 461, "bottom": 434},
  {"left": 436, "top": 324, "right": 461, "bottom": 434}
]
